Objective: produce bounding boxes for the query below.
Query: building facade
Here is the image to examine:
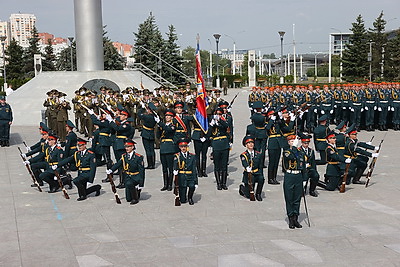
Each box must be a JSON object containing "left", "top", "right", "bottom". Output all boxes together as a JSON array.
[{"left": 9, "top": 13, "right": 36, "bottom": 48}]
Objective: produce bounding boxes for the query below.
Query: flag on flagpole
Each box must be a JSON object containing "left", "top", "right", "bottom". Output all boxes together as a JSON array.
[{"left": 195, "top": 35, "right": 209, "bottom": 133}]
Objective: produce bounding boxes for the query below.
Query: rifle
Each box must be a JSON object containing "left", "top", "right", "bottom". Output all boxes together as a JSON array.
[
  {"left": 365, "top": 139, "right": 384, "bottom": 188},
  {"left": 107, "top": 174, "right": 121, "bottom": 204},
  {"left": 340, "top": 163, "right": 351, "bottom": 193},
  {"left": 227, "top": 91, "right": 240, "bottom": 109},
  {"left": 174, "top": 173, "right": 181, "bottom": 206},
  {"left": 53, "top": 170, "right": 70, "bottom": 199},
  {"left": 18, "top": 147, "right": 42, "bottom": 192},
  {"left": 248, "top": 171, "right": 255, "bottom": 201}
]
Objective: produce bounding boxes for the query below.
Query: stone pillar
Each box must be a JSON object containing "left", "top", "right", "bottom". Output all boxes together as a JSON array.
[
  {"left": 74, "top": 0, "right": 104, "bottom": 71},
  {"left": 248, "top": 50, "right": 256, "bottom": 87}
]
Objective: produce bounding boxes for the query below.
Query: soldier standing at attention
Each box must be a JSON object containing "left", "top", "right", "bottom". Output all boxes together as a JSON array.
[
  {"left": 107, "top": 139, "right": 145, "bottom": 205},
  {"left": 173, "top": 138, "right": 198, "bottom": 205},
  {"left": 250, "top": 101, "right": 268, "bottom": 168},
  {"left": 55, "top": 138, "right": 101, "bottom": 201},
  {"left": 239, "top": 135, "right": 265, "bottom": 201},
  {"left": 265, "top": 108, "right": 282, "bottom": 185},
  {"left": 282, "top": 135, "right": 305, "bottom": 229},
  {"left": 391, "top": 83, "right": 400, "bottom": 130},
  {"left": 0, "top": 92, "right": 13, "bottom": 147},
  {"left": 222, "top": 77, "right": 229, "bottom": 96},
  {"left": 138, "top": 103, "right": 157, "bottom": 169},
  {"left": 191, "top": 115, "right": 210, "bottom": 177},
  {"left": 313, "top": 115, "right": 330, "bottom": 165}
]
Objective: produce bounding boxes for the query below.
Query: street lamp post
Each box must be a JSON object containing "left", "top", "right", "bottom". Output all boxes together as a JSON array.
[
  {"left": 0, "top": 36, "right": 6, "bottom": 91},
  {"left": 224, "top": 34, "right": 236, "bottom": 75},
  {"left": 278, "top": 31, "right": 285, "bottom": 84},
  {"left": 213, "top": 33, "right": 221, "bottom": 88},
  {"left": 368, "top": 41, "right": 375, "bottom": 81},
  {"left": 68, "top": 37, "right": 74, "bottom": 71}
]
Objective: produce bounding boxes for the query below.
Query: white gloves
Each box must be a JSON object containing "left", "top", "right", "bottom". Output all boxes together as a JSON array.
[
  {"left": 54, "top": 176, "right": 58, "bottom": 181},
  {"left": 227, "top": 108, "right": 232, "bottom": 113},
  {"left": 306, "top": 163, "right": 311, "bottom": 168},
  {"left": 229, "top": 143, "right": 233, "bottom": 148},
  {"left": 366, "top": 142, "right": 372, "bottom": 145},
  {"left": 345, "top": 158, "right": 352, "bottom": 164},
  {"left": 21, "top": 153, "right": 27, "bottom": 158},
  {"left": 105, "top": 114, "right": 113, "bottom": 122},
  {"left": 388, "top": 106, "right": 391, "bottom": 111},
  {"left": 141, "top": 102, "right": 146, "bottom": 109},
  {"left": 361, "top": 108, "right": 364, "bottom": 112},
  {"left": 200, "top": 137, "right": 206, "bottom": 142},
  {"left": 391, "top": 107, "right": 395, "bottom": 111},
  {"left": 375, "top": 146, "right": 379, "bottom": 151},
  {"left": 210, "top": 119, "right": 216, "bottom": 126},
  {"left": 365, "top": 107, "right": 368, "bottom": 110},
  {"left": 342, "top": 107, "right": 346, "bottom": 110},
  {"left": 88, "top": 138, "right": 93, "bottom": 142},
  {"left": 299, "top": 111, "right": 304, "bottom": 119},
  {"left": 26, "top": 147, "right": 31, "bottom": 153},
  {"left": 106, "top": 169, "right": 113, "bottom": 175},
  {"left": 351, "top": 108, "right": 355, "bottom": 112},
  {"left": 88, "top": 109, "right": 94, "bottom": 115},
  {"left": 290, "top": 113, "right": 295, "bottom": 121},
  {"left": 213, "top": 115, "right": 219, "bottom": 120},
  {"left": 246, "top": 166, "right": 252, "bottom": 173},
  {"left": 334, "top": 105, "right": 337, "bottom": 108},
  {"left": 270, "top": 115, "right": 276, "bottom": 121},
  {"left": 321, "top": 110, "right": 325, "bottom": 115},
  {"left": 372, "top": 153, "right": 379, "bottom": 158},
  {"left": 24, "top": 160, "right": 30, "bottom": 165},
  {"left": 51, "top": 165, "right": 58, "bottom": 170},
  {"left": 154, "top": 116, "right": 160, "bottom": 123},
  {"left": 314, "top": 109, "right": 318, "bottom": 113},
  {"left": 374, "top": 106, "right": 377, "bottom": 111},
  {"left": 330, "top": 110, "right": 334, "bottom": 114},
  {"left": 378, "top": 107, "right": 382, "bottom": 111},
  {"left": 173, "top": 170, "right": 179, "bottom": 176},
  {"left": 195, "top": 184, "right": 198, "bottom": 189}
]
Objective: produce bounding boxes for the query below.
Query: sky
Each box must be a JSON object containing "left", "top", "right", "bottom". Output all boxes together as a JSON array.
[{"left": 1, "top": 0, "right": 399, "bottom": 56}]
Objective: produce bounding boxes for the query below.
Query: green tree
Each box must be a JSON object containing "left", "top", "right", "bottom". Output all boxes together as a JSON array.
[
  {"left": 5, "top": 38, "right": 24, "bottom": 80},
  {"left": 22, "top": 26, "right": 40, "bottom": 78},
  {"left": 55, "top": 42, "right": 75, "bottom": 71},
  {"left": 181, "top": 46, "right": 196, "bottom": 77},
  {"left": 342, "top": 14, "right": 369, "bottom": 81},
  {"left": 103, "top": 26, "right": 124, "bottom": 70},
  {"left": 42, "top": 39, "right": 56, "bottom": 71},
  {"left": 368, "top": 11, "right": 387, "bottom": 80},
  {"left": 163, "top": 25, "right": 184, "bottom": 84},
  {"left": 385, "top": 29, "right": 400, "bottom": 80}
]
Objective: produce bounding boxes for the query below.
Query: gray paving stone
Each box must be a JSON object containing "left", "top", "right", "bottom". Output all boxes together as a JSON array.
[
  {"left": 76, "top": 255, "right": 113, "bottom": 267},
  {"left": 218, "top": 253, "right": 284, "bottom": 267}
]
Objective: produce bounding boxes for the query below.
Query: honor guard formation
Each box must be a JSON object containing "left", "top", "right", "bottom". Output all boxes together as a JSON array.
[{"left": 12, "top": 80, "right": 397, "bottom": 229}]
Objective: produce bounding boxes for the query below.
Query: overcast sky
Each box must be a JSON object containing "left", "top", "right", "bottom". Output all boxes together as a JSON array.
[{"left": 1, "top": 0, "right": 399, "bottom": 55}]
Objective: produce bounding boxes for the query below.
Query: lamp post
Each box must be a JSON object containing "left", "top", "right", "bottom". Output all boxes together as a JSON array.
[
  {"left": 278, "top": 31, "right": 285, "bottom": 84},
  {"left": 68, "top": 37, "right": 74, "bottom": 71},
  {"left": 213, "top": 33, "right": 221, "bottom": 88},
  {"left": 224, "top": 34, "right": 236, "bottom": 75},
  {"left": 0, "top": 36, "right": 6, "bottom": 91},
  {"left": 368, "top": 41, "right": 375, "bottom": 81}
]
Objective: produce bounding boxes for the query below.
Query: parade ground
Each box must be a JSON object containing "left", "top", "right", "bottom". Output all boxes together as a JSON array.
[{"left": 1, "top": 88, "right": 399, "bottom": 267}]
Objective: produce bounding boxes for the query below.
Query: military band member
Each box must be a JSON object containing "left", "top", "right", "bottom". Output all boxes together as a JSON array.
[
  {"left": 0, "top": 92, "right": 13, "bottom": 147},
  {"left": 239, "top": 135, "right": 265, "bottom": 201},
  {"left": 282, "top": 134, "right": 305, "bottom": 229},
  {"left": 55, "top": 138, "right": 101, "bottom": 201},
  {"left": 107, "top": 139, "right": 145, "bottom": 205},
  {"left": 298, "top": 133, "right": 319, "bottom": 197},
  {"left": 209, "top": 107, "right": 230, "bottom": 190},
  {"left": 55, "top": 93, "right": 71, "bottom": 142},
  {"left": 173, "top": 138, "right": 198, "bottom": 205}
]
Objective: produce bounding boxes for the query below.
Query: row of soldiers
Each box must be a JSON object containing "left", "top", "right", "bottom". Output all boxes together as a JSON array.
[{"left": 248, "top": 82, "right": 400, "bottom": 132}]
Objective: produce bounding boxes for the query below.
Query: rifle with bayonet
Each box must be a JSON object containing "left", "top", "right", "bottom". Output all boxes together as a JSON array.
[
  {"left": 174, "top": 173, "right": 181, "bottom": 206},
  {"left": 340, "top": 162, "right": 351, "bottom": 193},
  {"left": 227, "top": 91, "right": 240, "bottom": 109},
  {"left": 18, "top": 147, "right": 42, "bottom": 192},
  {"left": 365, "top": 139, "right": 384, "bottom": 188},
  {"left": 107, "top": 173, "right": 121, "bottom": 204},
  {"left": 54, "top": 170, "right": 70, "bottom": 199}
]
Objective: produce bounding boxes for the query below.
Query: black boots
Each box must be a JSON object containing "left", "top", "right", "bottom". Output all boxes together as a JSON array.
[
  {"left": 188, "top": 187, "right": 195, "bottom": 205},
  {"left": 130, "top": 187, "right": 139, "bottom": 205},
  {"left": 268, "top": 168, "right": 280, "bottom": 185},
  {"left": 352, "top": 168, "right": 365, "bottom": 184},
  {"left": 255, "top": 181, "right": 264, "bottom": 201},
  {"left": 145, "top": 156, "right": 155, "bottom": 169},
  {"left": 201, "top": 159, "right": 208, "bottom": 177},
  {"left": 288, "top": 216, "right": 295, "bottom": 229},
  {"left": 116, "top": 173, "right": 125, "bottom": 189},
  {"left": 160, "top": 172, "right": 168, "bottom": 191},
  {"left": 197, "top": 160, "right": 202, "bottom": 177},
  {"left": 221, "top": 171, "right": 228, "bottom": 190},
  {"left": 0, "top": 140, "right": 9, "bottom": 147},
  {"left": 288, "top": 215, "right": 302, "bottom": 229},
  {"left": 167, "top": 173, "right": 173, "bottom": 191},
  {"left": 309, "top": 180, "right": 318, "bottom": 197},
  {"left": 215, "top": 171, "right": 222, "bottom": 190}
]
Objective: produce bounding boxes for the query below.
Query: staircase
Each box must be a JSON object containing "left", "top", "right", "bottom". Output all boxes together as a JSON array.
[{"left": 129, "top": 63, "right": 179, "bottom": 89}]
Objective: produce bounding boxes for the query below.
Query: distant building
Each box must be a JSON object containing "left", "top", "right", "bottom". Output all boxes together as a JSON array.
[
  {"left": 9, "top": 13, "right": 36, "bottom": 47},
  {"left": 220, "top": 48, "right": 247, "bottom": 74},
  {"left": 330, "top": 33, "right": 351, "bottom": 55},
  {"left": 113, "top": 42, "right": 134, "bottom": 65},
  {"left": 0, "top": 20, "right": 9, "bottom": 62}
]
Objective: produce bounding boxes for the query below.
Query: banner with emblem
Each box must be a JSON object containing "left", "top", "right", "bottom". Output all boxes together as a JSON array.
[{"left": 195, "top": 35, "right": 209, "bottom": 133}]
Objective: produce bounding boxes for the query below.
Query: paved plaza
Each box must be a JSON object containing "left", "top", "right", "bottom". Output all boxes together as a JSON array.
[{"left": 1, "top": 88, "right": 399, "bottom": 266}]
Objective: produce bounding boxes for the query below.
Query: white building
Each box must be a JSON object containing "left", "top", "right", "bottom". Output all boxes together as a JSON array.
[{"left": 9, "top": 13, "right": 36, "bottom": 47}]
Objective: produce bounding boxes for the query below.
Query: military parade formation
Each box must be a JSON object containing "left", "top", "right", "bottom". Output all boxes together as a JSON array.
[{"left": 2, "top": 81, "right": 396, "bottom": 229}]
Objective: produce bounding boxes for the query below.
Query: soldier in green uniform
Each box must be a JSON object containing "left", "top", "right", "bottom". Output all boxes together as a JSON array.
[
  {"left": 250, "top": 101, "right": 268, "bottom": 168},
  {"left": 209, "top": 107, "right": 230, "bottom": 190},
  {"left": 239, "top": 135, "right": 265, "bottom": 201},
  {"left": 173, "top": 101, "right": 192, "bottom": 143},
  {"left": 344, "top": 124, "right": 379, "bottom": 184},
  {"left": 157, "top": 109, "right": 178, "bottom": 191},
  {"left": 0, "top": 93, "right": 13, "bottom": 147},
  {"left": 107, "top": 139, "right": 145, "bottom": 205},
  {"left": 349, "top": 85, "right": 364, "bottom": 131},
  {"left": 282, "top": 134, "right": 305, "bottom": 229},
  {"left": 298, "top": 133, "right": 319, "bottom": 197},
  {"left": 313, "top": 115, "right": 330, "bottom": 165},
  {"left": 173, "top": 138, "right": 198, "bottom": 205},
  {"left": 138, "top": 103, "right": 158, "bottom": 169},
  {"left": 191, "top": 115, "right": 210, "bottom": 177},
  {"left": 391, "top": 84, "right": 400, "bottom": 130},
  {"left": 55, "top": 93, "right": 71, "bottom": 142},
  {"left": 364, "top": 83, "right": 377, "bottom": 131},
  {"left": 377, "top": 83, "right": 391, "bottom": 131},
  {"left": 55, "top": 138, "right": 101, "bottom": 201},
  {"left": 64, "top": 120, "right": 77, "bottom": 158},
  {"left": 265, "top": 109, "right": 282, "bottom": 185}
]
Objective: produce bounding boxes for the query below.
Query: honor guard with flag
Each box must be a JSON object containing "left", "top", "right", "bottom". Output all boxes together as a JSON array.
[
  {"left": 239, "top": 135, "right": 265, "bottom": 201},
  {"left": 55, "top": 138, "right": 101, "bottom": 201},
  {"left": 173, "top": 138, "right": 198, "bottom": 205},
  {"left": 173, "top": 101, "right": 192, "bottom": 142},
  {"left": 107, "top": 139, "right": 145, "bottom": 205}
]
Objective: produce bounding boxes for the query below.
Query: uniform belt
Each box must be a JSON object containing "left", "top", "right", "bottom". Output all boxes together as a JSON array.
[
  {"left": 70, "top": 146, "right": 77, "bottom": 149},
  {"left": 143, "top": 125, "right": 154, "bottom": 131},
  {"left": 286, "top": 170, "right": 301, "bottom": 174},
  {"left": 353, "top": 103, "right": 361, "bottom": 105},
  {"left": 337, "top": 147, "right": 344, "bottom": 149},
  {"left": 161, "top": 139, "right": 173, "bottom": 142},
  {"left": 283, "top": 132, "right": 294, "bottom": 137},
  {"left": 176, "top": 129, "right": 186, "bottom": 133},
  {"left": 116, "top": 135, "right": 127, "bottom": 139},
  {"left": 100, "top": 133, "right": 110, "bottom": 136},
  {"left": 269, "top": 134, "right": 281, "bottom": 138},
  {"left": 194, "top": 128, "right": 201, "bottom": 131},
  {"left": 49, "top": 162, "right": 59, "bottom": 165},
  {"left": 343, "top": 101, "right": 349, "bottom": 103},
  {"left": 322, "top": 104, "right": 331, "bottom": 106},
  {"left": 380, "top": 101, "right": 388, "bottom": 103},
  {"left": 344, "top": 155, "right": 355, "bottom": 159},
  {"left": 393, "top": 101, "right": 400, "bottom": 103},
  {"left": 328, "top": 162, "right": 339, "bottom": 164},
  {"left": 212, "top": 136, "right": 227, "bottom": 140},
  {"left": 79, "top": 167, "right": 90, "bottom": 171},
  {"left": 316, "top": 138, "right": 326, "bottom": 141},
  {"left": 335, "top": 101, "right": 341, "bottom": 104},
  {"left": 256, "top": 126, "right": 265, "bottom": 129},
  {"left": 366, "top": 101, "right": 375, "bottom": 103},
  {"left": 179, "top": 171, "right": 192, "bottom": 174},
  {"left": 126, "top": 171, "right": 139, "bottom": 175},
  {"left": 244, "top": 168, "right": 259, "bottom": 173}
]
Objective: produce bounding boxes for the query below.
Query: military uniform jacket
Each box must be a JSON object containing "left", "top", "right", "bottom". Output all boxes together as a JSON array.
[
  {"left": 209, "top": 118, "right": 230, "bottom": 151},
  {"left": 0, "top": 103, "right": 12, "bottom": 121},
  {"left": 325, "top": 144, "right": 346, "bottom": 177},
  {"left": 240, "top": 150, "right": 264, "bottom": 183},
  {"left": 138, "top": 108, "right": 156, "bottom": 140},
  {"left": 191, "top": 116, "right": 208, "bottom": 141},
  {"left": 29, "top": 138, "right": 44, "bottom": 152},
  {"left": 299, "top": 146, "right": 317, "bottom": 171},
  {"left": 283, "top": 146, "right": 306, "bottom": 174},
  {"left": 378, "top": 89, "right": 391, "bottom": 107},
  {"left": 60, "top": 150, "right": 96, "bottom": 183},
  {"left": 91, "top": 115, "right": 112, "bottom": 146},
  {"left": 173, "top": 152, "right": 198, "bottom": 186},
  {"left": 30, "top": 145, "right": 64, "bottom": 170},
  {"left": 158, "top": 121, "right": 177, "bottom": 154},
  {"left": 111, "top": 152, "right": 145, "bottom": 187},
  {"left": 110, "top": 120, "right": 133, "bottom": 151},
  {"left": 224, "top": 113, "right": 234, "bottom": 142},
  {"left": 364, "top": 88, "right": 377, "bottom": 107},
  {"left": 266, "top": 118, "right": 283, "bottom": 149},
  {"left": 250, "top": 113, "right": 267, "bottom": 139},
  {"left": 313, "top": 124, "right": 329, "bottom": 151},
  {"left": 173, "top": 114, "right": 192, "bottom": 141},
  {"left": 27, "top": 141, "right": 48, "bottom": 163},
  {"left": 350, "top": 90, "right": 364, "bottom": 109},
  {"left": 64, "top": 131, "right": 77, "bottom": 157},
  {"left": 55, "top": 102, "right": 71, "bottom": 121},
  {"left": 344, "top": 139, "right": 374, "bottom": 159}
]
